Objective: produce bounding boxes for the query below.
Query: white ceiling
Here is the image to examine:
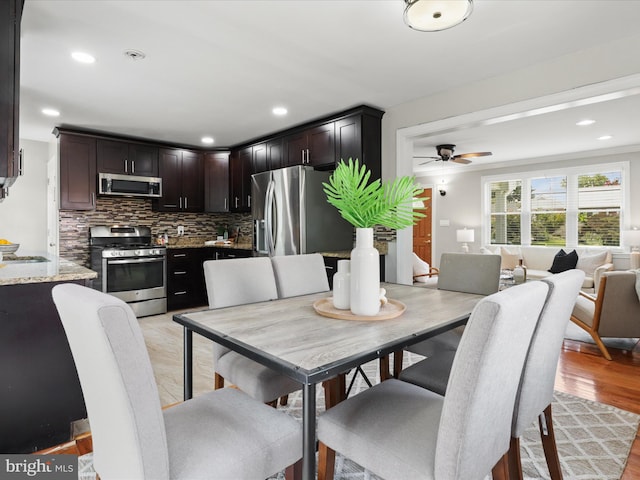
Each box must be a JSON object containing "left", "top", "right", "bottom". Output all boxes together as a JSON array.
[{"left": 19, "top": 0, "right": 640, "bottom": 171}]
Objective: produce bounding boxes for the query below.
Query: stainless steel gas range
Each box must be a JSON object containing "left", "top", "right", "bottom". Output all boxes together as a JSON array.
[{"left": 90, "top": 225, "right": 167, "bottom": 317}]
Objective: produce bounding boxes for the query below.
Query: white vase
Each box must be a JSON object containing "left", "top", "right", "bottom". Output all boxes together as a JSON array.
[
  {"left": 350, "top": 228, "right": 380, "bottom": 316},
  {"left": 333, "top": 259, "right": 351, "bottom": 310}
]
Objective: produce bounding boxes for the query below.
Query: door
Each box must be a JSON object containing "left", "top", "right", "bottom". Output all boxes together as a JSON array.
[{"left": 413, "top": 188, "right": 433, "bottom": 266}]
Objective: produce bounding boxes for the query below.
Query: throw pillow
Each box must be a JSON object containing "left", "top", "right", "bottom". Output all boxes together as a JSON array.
[
  {"left": 500, "top": 247, "right": 520, "bottom": 270},
  {"left": 576, "top": 250, "right": 608, "bottom": 277},
  {"left": 548, "top": 249, "right": 578, "bottom": 273}
]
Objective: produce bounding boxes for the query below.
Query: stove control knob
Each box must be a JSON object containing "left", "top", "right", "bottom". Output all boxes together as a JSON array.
[
  {"left": 135, "top": 249, "right": 142, "bottom": 256},
  {"left": 119, "top": 251, "right": 126, "bottom": 257}
]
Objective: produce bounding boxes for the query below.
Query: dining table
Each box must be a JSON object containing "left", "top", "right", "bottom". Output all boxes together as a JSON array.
[{"left": 173, "top": 282, "right": 483, "bottom": 480}]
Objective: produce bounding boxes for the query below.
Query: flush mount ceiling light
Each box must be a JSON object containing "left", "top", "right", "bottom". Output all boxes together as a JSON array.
[
  {"left": 272, "top": 106, "right": 288, "bottom": 116},
  {"left": 41, "top": 108, "right": 60, "bottom": 117},
  {"left": 576, "top": 119, "right": 596, "bottom": 126},
  {"left": 201, "top": 136, "right": 214, "bottom": 145},
  {"left": 71, "top": 51, "right": 95, "bottom": 64},
  {"left": 404, "top": 0, "right": 473, "bottom": 32},
  {"left": 598, "top": 135, "right": 613, "bottom": 140}
]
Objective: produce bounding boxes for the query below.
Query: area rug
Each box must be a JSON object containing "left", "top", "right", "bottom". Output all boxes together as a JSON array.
[{"left": 78, "top": 354, "right": 639, "bottom": 480}]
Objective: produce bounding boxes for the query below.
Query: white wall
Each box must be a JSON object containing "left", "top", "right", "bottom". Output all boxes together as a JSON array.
[{"left": 0, "top": 139, "right": 49, "bottom": 253}]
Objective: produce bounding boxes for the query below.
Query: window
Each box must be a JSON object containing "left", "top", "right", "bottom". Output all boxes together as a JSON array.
[{"left": 483, "top": 163, "right": 627, "bottom": 248}]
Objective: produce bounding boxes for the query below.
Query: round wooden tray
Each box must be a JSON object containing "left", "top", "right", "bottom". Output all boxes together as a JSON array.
[{"left": 312, "top": 297, "right": 406, "bottom": 321}]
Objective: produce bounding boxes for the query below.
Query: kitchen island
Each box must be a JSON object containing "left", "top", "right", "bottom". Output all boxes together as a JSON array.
[{"left": 0, "top": 253, "right": 96, "bottom": 453}]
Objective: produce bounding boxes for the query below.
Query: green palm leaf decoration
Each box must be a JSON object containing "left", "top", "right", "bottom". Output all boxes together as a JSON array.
[{"left": 323, "top": 158, "right": 425, "bottom": 229}]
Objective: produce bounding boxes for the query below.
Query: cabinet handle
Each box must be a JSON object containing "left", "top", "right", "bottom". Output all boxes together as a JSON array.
[
  {"left": 325, "top": 265, "right": 335, "bottom": 270},
  {"left": 179, "top": 197, "right": 182, "bottom": 209},
  {"left": 235, "top": 197, "right": 239, "bottom": 208},
  {"left": 247, "top": 195, "right": 251, "bottom": 207},
  {"left": 301, "top": 150, "right": 305, "bottom": 164},
  {"left": 132, "top": 160, "right": 135, "bottom": 174},
  {"left": 306, "top": 149, "right": 310, "bottom": 164},
  {"left": 174, "top": 271, "right": 187, "bottom": 275},
  {"left": 224, "top": 198, "right": 227, "bottom": 210},
  {"left": 124, "top": 159, "right": 128, "bottom": 173},
  {"left": 226, "top": 254, "right": 236, "bottom": 258},
  {"left": 18, "top": 149, "right": 24, "bottom": 176},
  {"left": 174, "top": 291, "right": 187, "bottom": 296},
  {"left": 173, "top": 254, "right": 187, "bottom": 258},
  {"left": 91, "top": 193, "right": 95, "bottom": 206},
  {"left": 184, "top": 196, "right": 188, "bottom": 209}
]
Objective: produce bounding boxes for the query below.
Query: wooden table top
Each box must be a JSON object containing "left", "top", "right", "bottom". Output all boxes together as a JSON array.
[{"left": 175, "top": 283, "right": 483, "bottom": 383}]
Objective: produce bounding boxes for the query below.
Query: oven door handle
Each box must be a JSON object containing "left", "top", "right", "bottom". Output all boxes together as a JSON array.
[{"left": 107, "top": 257, "right": 165, "bottom": 265}]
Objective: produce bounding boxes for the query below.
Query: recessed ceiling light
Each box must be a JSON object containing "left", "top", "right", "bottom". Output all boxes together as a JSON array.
[
  {"left": 272, "top": 107, "right": 288, "bottom": 116},
  {"left": 201, "top": 136, "right": 214, "bottom": 145},
  {"left": 41, "top": 108, "right": 60, "bottom": 117},
  {"left": 597, "top": 135, "right": 613, "bottom": 140},
  {"left": 576, "top": 119, "right": 595, "bottom": 126},
  {"left": 71, "top": 51, "right": 95, "bottom": 64}
]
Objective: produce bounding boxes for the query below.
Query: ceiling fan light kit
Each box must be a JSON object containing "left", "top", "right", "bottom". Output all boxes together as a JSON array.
[
  {"left": 415, "top": 144, "right": 492, "bottom": 166},
  {"left": 403, "top": 0, "right": 473, "bottom": 32}
]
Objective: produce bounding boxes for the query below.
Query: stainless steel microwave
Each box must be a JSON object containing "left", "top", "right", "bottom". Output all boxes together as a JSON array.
[{"left": 98, "top": 173, "right": 162, "bottom": 198}]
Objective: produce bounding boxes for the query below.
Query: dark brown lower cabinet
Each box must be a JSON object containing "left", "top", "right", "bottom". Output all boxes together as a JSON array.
[
  {"left": 0, "top": 280, "right": 89, "bottom": 453},
  {"left": 323, "top": 255, "right": 385, "bottom": 289}
]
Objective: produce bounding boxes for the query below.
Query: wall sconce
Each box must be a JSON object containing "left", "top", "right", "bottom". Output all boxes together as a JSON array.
[
  {"left": 456, "top": 228, "right": 474, "bottom": 253},
  {"left": 622, "top": 228, "right": 640, "bottom": 269},
  {"left": 439, "top": 179, "right": 447, "bottom": 196}
]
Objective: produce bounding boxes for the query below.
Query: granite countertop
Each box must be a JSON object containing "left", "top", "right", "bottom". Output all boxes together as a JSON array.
[
  {"left": 166, "top": 237, "right": 253, "bottom": 251},
  {"left": 0, "top": 253, "right": 97, "bottom": 286},
  {"left": 321, "top": 242, "right": 388, "bottom": 258}
]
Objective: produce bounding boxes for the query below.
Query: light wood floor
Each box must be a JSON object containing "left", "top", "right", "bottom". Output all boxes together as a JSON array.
[{"left": 555, "top": 339, "right": 640, "bottom": 479}]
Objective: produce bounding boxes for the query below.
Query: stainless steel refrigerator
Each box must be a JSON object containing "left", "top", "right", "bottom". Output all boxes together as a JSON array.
[{"left": 252, "top": 165, "right": 354, "bottom": 256}]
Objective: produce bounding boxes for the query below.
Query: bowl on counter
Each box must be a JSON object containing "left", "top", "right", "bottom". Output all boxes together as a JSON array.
[{"left": 0, "top": 243, "right": 19, "bottom": 255}]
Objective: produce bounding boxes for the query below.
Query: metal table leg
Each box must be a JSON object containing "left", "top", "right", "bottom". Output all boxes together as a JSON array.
[
  {"left": 183, "top": 326, "right": 193, "bottom": 401},
  {"left": 302, "top": 382, "right": 316, "bottom": 480}
]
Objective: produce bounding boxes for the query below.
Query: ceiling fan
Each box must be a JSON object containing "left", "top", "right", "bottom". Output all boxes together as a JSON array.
[{"left": 414, "top": 144, "right": 492, "bottom": 165}]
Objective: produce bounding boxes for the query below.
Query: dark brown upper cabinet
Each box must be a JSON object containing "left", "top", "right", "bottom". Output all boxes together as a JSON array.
[
  {"left": 97, "top": 139, "right": 159, "bottom": 177},
  {"left": 204, "top": 151, "right": 230, "bottom": 213},
  {"left": 229, "top": 147, "right": 252, "bottom": 212},
  {"left": 283, "top": 122, "right": 335, "bottom": 168},
  {"left": 58, "top": 133, "right": 97, "bottom": 211},
  {"left": 266, "top": 138, "right": 283, "bottom": 170},
  {"left": 154, "top": 148, "right": 204, "bottom": 212},
  {"left": 0, "top": 0, "right": 23, "bottom": 197}
]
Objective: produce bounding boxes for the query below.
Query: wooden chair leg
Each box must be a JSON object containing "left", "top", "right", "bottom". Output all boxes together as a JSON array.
[
  {"left": 214, "top": 372, "right": 225, "bottom": 389},
  {"left": 507, "top": 436, "right": 524, "bottom": 480},
  {"left": 491, "top": 452, "right": 510, "bottom": 480},
  {"left": 393, "top": 349, "right": 404, "bottom": 378},
  {"left": 590, "top": 331, "right": 612, "bottom": 361},
  {"left": 285, "top": 458, "right": 303, "bottom": 480},
  {"left": 318, "top": 441, "right": 336, "bottom": 480},
  {"left": 379, "top": 355, "right": 391, "bottom": 381},
  {"left": 539, "top": 404, "right": 564, "bottom": 480},
  {"left": 266, "top": 399, "right": 278, "bottom": 408},
  {"left": 280, "top": 394, "right": 289, "bottom": 406}
]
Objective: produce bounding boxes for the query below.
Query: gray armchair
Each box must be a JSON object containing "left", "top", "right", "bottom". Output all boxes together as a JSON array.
[{"left": 570, "top": 270, "right": 640, "bottom": 360}]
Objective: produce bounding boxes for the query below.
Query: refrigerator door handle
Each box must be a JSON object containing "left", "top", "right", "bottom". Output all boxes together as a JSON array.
[{"left": 265, "top": 179, "right": 276, "bottom": 256}]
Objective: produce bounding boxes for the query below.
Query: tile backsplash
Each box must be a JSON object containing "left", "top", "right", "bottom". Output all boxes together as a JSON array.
[{"left": 59, "top": 197, "right": 252, "bottom": 267}]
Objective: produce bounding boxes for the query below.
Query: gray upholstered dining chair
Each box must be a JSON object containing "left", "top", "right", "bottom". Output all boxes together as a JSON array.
[
  {"left": 570, "top": 270, "right": 640, "bottom": 360},
  {"left": 317, "top": 281, "right": 550, "bottom": 480},
  {"left": 203, "top": 257, "right": 301, "bottom": 406},
  {"left": 401, "top": 271, "right": 584, "bottom": 479},
  {"left": 52, "top": 283, "right": 302, "bottom": 480},
  {"left": 394, "top": 252, "right": 501, "bottom": 377},
  {"left": 270, "top": 253, "right": 330, "bottom": 298}
]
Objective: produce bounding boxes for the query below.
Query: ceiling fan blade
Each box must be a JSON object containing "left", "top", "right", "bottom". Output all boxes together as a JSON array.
[
  {"left": 455, "top": 151, "right": 492, "bottom": 159},
  {"left": 413, "top": 155, "right": 440, "bottom": 159},
  {"left": 418, "top": 159, "right": 438, "bottom": 165},
  {"left": 451, "top": 157, "right": 472, "bottom": 165}
]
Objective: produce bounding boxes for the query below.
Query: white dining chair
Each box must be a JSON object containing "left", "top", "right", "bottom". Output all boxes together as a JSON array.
[
  {"left": 399, "top": 270, "right": 585, "bottom": 480},
  {"left": 317, "top": 280, "right": 550, "bottom": 480},
  {"left": 203, "top": 257, "right": 301, "bottom": 406},
  {"left": 393, "top": 252, "right": 501, "bottom": 377},
  {"left": 270, "top": 253, "right": 330, "bottom": 298},
  {"left": 52, "top": 283, "right": 302, "bottom": 480}
]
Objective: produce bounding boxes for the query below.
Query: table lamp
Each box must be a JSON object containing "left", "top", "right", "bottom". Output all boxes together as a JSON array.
[
  {"left": 456, "top": 228, "right": 474, "bottom": 253},
  {"left": 623, "top": 228, "right": 640, "bottom": 269}
]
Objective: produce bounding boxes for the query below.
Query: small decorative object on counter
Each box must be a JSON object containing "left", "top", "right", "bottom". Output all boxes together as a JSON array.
[
  {"left": 513, "top": 259, "right": 527, "bottom": 284},
  {"left": 223, "top": 226, "right": 229, "bottom": 240},
  {"left": 333, "top": 259, "right": 351, "bottom": 310}
]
